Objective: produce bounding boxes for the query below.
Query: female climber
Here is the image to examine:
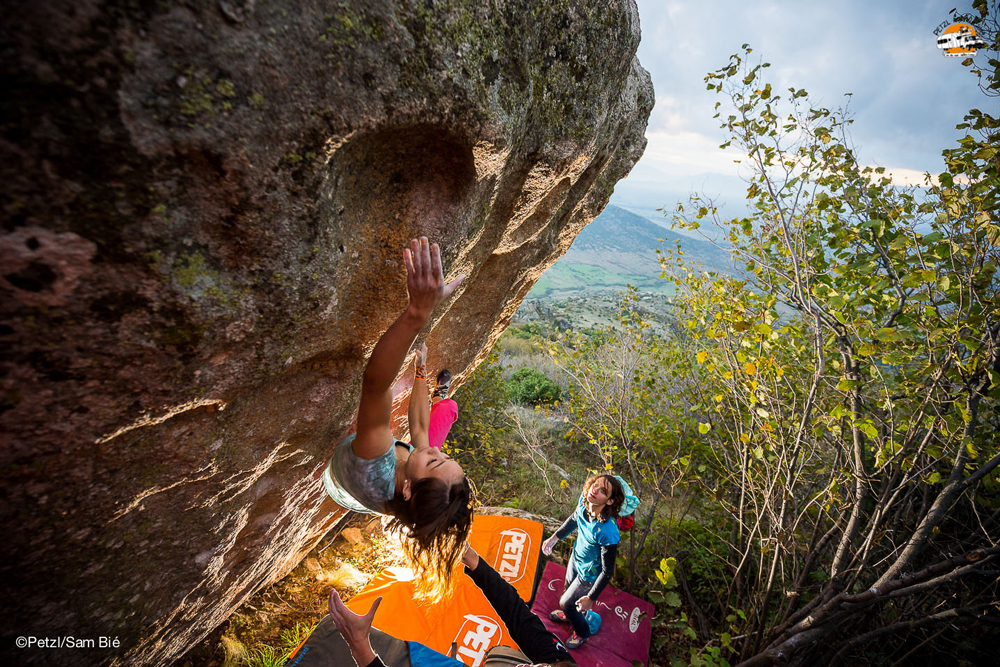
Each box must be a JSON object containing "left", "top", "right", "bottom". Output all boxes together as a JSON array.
[
  {"left": 322, "top": 236, "right": 472, "bottom": 600},
  {"left": 541, "top": 473, "right": 636, "bottom": 649}
]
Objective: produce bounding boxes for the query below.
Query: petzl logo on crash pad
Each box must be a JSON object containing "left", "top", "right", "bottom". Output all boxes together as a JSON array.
[
  {"left": 493, "top": 528, "right": 530, "bottom": 583},
  {"left": 453, "top": 614, "right": 503, "bottom": 667}
]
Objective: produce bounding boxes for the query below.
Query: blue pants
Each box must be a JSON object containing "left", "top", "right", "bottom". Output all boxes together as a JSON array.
[{"left": 559, "top": 557, "right": 594, "bottom": 638}]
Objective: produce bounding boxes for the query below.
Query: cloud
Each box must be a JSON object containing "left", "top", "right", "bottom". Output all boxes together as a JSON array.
[
  {"left": 620, "top": 0, "right": 987, "bottom": 204},
  {"left": 863, "top": 166, "right": 938, "bottom": 187},
  {"left": 633, "top": 129, "right": 748, "bottom": 179},
  {"left": 862, "top": 167, "right": 975, "bottom": 188}
]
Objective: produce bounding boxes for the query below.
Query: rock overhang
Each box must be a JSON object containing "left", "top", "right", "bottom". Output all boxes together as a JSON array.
[{"left": 0, "top": 1, "right": 653, "bottom": 665}]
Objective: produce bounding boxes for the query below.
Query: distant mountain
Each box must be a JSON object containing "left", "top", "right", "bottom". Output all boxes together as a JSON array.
[
  {"left": 609, "top": 171, "right": 753, "bottom": 241},
  {"left": 529, "top": 205, "right": 734, "bottom": 298}
]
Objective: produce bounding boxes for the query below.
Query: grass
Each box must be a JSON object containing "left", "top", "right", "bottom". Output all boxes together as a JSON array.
[
  {"left": 245, "top": 645, "right": 286, "bottom": 667},
  {"left": 528, "top": 261, "right": 674, "bottom": 299},
  {"left": 182, "top": 514, "right": 395, "bottom": 667},
  {"left": 278, "top": 623, "right": 314, "bottom": 657},
  {"left": 220, "top": 635, "right": 248, "bottom": 667},
  {"left": 233, "top": 628, "right": 313, "bottom": 667}
]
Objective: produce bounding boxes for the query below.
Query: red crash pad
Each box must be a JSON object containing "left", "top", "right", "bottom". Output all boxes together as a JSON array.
[{"left": 530, "top": 561, "right": 654, "bottom": 667}]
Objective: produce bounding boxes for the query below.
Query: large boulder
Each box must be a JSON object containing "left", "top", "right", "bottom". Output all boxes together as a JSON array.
[{"left": 0, "top": 0, "right": 652, "bottom": 665}]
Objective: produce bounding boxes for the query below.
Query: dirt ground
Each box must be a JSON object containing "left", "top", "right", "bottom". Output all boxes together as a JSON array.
[{"left": 176, "top": 514, "right": 404, "bottom": 667}]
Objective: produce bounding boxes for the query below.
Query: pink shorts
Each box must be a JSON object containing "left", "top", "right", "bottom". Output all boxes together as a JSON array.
[{"left": 427, "top": 398, "right": 458, "bottom": 450}]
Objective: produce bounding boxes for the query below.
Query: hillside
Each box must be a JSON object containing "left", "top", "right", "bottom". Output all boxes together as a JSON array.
[{"left": 528, "top": 204, "right": 733, "bottom": 298}]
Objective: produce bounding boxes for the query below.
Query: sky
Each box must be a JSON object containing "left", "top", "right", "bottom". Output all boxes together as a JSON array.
[{"left": 613, "top": 0, "right": 991, "bottom": 219}]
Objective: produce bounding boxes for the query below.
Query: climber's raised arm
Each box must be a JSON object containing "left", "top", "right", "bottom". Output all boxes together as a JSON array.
[
  {"left": 407, "top": 343, "right": 431, "bottom": 450},
  {"left": 352, "top": 237, "right": 463, "bottom": 460}
]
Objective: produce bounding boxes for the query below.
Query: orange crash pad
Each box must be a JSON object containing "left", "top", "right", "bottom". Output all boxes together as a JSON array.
[{"left": 346, "top": 514, "right": 544, "bottom": 666}]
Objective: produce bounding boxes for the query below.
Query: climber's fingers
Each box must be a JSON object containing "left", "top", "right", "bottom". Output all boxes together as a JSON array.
[
  {"left": 410, "top": 237, "right": 423, "bottom": 276},
  {"left": 442, "top": 274, "right": 466, "bottom": 300},
  {"left": 403, "top": 247, "right": 415, "bottom": 279},
  {"left": 404, "top": 237, "right": 462, "bottom": 308},
  {"left": 328, "top": 588, "right": 346, "bottom": 619},
  {"left": 430, "top": 242, "right": 443, "bottom": 282}
]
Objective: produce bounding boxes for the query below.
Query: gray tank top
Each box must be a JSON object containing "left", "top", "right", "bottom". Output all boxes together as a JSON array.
[{"left": 321, "top": 433, "right": 412, "bottom": 514}]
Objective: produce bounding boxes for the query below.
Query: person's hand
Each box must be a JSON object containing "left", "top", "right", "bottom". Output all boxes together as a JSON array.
[
  {"left": 403, "top": 237, "right": 465, "bottom": 320},
  {"left": 575, "top": 596, "right": 593, "bottom": 613},
  {"left": 461, "top": 541, "right": 481, "bottom": 570},
  {"left": 415, "top": 342, "right": 428, "bottom": 366},
  {"left": 329, "top": 589, "right": 381, "bottom": 667},
  {"left": 542, "top": 535, "right": 558, "bottom": 556}
]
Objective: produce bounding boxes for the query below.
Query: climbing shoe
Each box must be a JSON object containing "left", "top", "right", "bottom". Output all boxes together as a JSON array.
[
  {"left": 549, "top": 609, "right": 568, "bottom": 623},
  {"left": 433, "top": 369, "right": 452, "bottom": 399}
]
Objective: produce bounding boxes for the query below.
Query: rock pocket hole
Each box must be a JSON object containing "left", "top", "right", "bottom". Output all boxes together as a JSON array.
[
  {"left": 324, "top": 125, "right": 476, "bottom": 319},
  {"left": 5, "top": 261, "right": 59, "bottom": 292}
]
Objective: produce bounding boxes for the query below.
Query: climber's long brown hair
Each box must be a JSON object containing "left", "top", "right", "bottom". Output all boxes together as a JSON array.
[{"left": 384, "top": 475, "right": 474, "bottom": 600}]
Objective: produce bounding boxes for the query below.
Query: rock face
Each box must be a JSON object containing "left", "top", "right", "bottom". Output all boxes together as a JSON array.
[{"left": 0, "top": 1, "right": 652, "bottom": 665}]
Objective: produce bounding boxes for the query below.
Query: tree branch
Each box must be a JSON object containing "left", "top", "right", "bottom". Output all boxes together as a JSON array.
[{"left": 826, "top": 603, "right": 995, "bottom": 667}]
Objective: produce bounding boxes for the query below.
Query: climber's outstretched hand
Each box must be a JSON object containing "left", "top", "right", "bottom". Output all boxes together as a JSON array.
[{"left": 403, "top": 237, "right": 465, "bottom": 320}]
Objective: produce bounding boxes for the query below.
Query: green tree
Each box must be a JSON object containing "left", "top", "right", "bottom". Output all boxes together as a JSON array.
[{"left": 662, "top": 25, "right": 1000, "bottom": 665}]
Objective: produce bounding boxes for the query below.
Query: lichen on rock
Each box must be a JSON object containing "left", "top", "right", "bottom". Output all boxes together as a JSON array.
[{"left": 0, "top": 1, "right": 652, "bottom": 665}]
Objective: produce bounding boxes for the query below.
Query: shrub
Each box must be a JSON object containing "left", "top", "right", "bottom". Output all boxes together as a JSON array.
[{"left": 507, "top": 367, "right": 561, "bottom": 405}]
